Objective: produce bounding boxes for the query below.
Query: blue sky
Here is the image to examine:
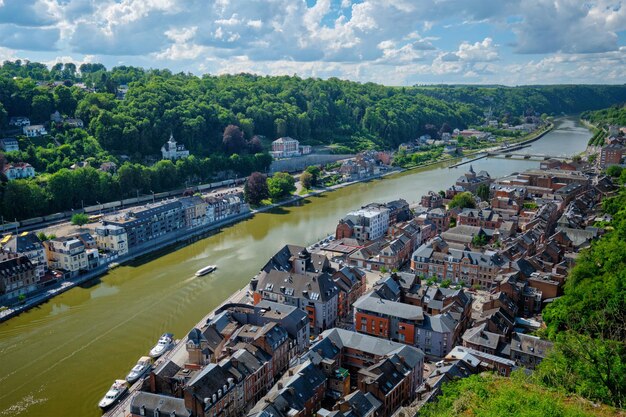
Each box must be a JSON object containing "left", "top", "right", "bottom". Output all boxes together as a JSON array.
[{"left": 0, "top": 0, "right": 624, "bottom": 85}]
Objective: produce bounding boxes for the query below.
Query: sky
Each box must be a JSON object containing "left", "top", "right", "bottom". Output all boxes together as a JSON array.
[{"left": 0, "top": 0, "right": 625, "bottom": 85}]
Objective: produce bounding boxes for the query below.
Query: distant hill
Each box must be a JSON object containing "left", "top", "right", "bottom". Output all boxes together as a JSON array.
[{"left": 1, "top": 61, "right": 626, "bottom": 156}]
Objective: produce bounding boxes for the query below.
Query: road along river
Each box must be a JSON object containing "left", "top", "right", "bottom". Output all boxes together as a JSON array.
[{"left": 0, "top": 116, "right": 591, "bottom": 417}]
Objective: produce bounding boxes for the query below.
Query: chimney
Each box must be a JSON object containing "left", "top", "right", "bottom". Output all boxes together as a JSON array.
[{"left": 277, "top": 382, "right": 283, "bottom": 390}]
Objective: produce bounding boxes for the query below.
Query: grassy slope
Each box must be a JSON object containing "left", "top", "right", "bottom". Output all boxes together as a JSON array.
[{"left": 418, "top": 373, "right": 624, "bottom": 417}]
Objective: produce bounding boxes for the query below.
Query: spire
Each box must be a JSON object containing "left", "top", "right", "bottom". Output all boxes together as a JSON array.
[{"left": 469, "top": 164, "right": 475, "bottom": 174}]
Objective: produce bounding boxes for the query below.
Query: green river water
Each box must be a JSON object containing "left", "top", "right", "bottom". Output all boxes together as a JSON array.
[{"left": 0, "top": 117, "right": 591, "bottom": 417}]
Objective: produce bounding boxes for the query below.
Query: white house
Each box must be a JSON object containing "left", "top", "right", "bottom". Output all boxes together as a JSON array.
[
  {"left": 0, "top": 138, "right": 19, "bottom": 152},
  {"left": 9, "top": 117, "right": 30, "bottom": 127},
  {"left": 23, "top": 125, "right": 47, "bottom": 137},
  {"left": 3, "top": 163, "right": 35, "bottom": 180},
  {"left": 161, "top": 134, "right": 190, "bottom": 160},
  {"left": 270, "top": 137, "right": 311, "bottom": 159}
]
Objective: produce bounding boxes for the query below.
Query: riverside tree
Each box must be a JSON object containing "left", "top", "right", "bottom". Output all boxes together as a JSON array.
[
  {"left": 300, "top": 171, "right": 313, "bottom": 190},
  {"left": 268, "top": 172, "right": 296, "bottom": 201},
  {"left": 243, "top": 172, "right": 269, "bottom": 205}
]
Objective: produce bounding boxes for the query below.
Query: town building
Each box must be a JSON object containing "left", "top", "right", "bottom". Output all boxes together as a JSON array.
[
  {"left": 3, "top": 163, "right": 35, "bottom": 180},
  {"left": 1, "top": 232, "right": 47, "bottom": 278},
  {"left": 411, "top": 237, "right": 507, "bottom": 288},
  {"left": 161, "top": 133, "right": 190, "bottom": 160},
  {"left": 332, "top": 266, "right": 367, "bottom": 321},
  {"left": 455, "top": 166, "right": 491, "bottom": 193},
  {"left": 130, "top": 392, "right": 190, "bottom": 417},
  {"left": 336, "top": 206, "right": 390, "bottom": 242},
  {"left": 94, "top": 224, "right": 128, "bottom": 255},
  {"left": 225, "top": 300, "right": 310, "bottom": 352},
  {"left": 352, "top": 277, "right": 470, "bottom": 357},
  {"left": 0, "top": 138, "right": 19, "bottom": 152},
  {"left": 103, "top": 200, "right": 186, "bottom": 249},
  {"left": 600, "top": 143, "right": 625, "bottom": 167},
  {"left": 44, "top": 236, "right": 89, "bottom": 276},
  {"left": 180, "top": 196, "right": 209, "bottom": 228},
  {"left": 509, "top": 333, "right": 553, "bottom": 369},
  {"left": 297, "top": 328, "right": 424, "bottom": 417},
  {"left": 420, "top": 192, "right": 443, "bottom": 209},
  {"left": 22, "top": 124, "right": 47, "bottom": 137},
  {"left": 253, "top": 269, "right": 339, "bottom": 334},
  {"left": 0, "top": 255, "right": 40, "bottom": 301},
  {"left": 64, "top": 118, "right": 84, "bottom": 128},
  {"left": 204, "top": 193, "right": 247, "bottom": 223},
  {"left": 270, "top": 137, "right": 310, "bottom": 159}
]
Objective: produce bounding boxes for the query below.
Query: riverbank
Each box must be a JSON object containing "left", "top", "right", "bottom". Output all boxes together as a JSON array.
[
  {"left": 0, "top": 166, "right": 404, "bottom": 323},
  {"left": 0, "top": 210, "right": 255, "bottom": 323},
  {"left": 399, "top": 122, "right": 555, "bottom": 172}
]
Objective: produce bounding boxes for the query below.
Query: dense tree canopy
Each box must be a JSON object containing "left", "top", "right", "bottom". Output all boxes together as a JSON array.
[
  {"left": 448, "top": 191, "right": 476, "bottom": 209},
  {"left": 267, "top": 172, "right": 296, "bottom": 201},
  {"left": 243, "top": 172, "right": 269, "bottom": 205},
  {"left": 2, "top": 60, "right": 626, "bottom": 220}
]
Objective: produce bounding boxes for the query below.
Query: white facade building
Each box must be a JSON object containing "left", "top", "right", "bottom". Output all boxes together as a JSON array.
[
  {"left": 23, "top": 125, "right": 47, "bottom": 137},
  {"left": 270, "top": 137, "right": 311, "bottom": 159},
  {"left": 161, "top": 134, "right": 190, "bottom": 160},
  {"left": 0, "top": 138, "right": 19, "bottom": 152},
  {"left": 44, "top": 237, "right": 88, "bottom": 276},
  {"left": 3, "top": 163, "right": 35, "bottom": 180},
  {"left": 345, "top": 206, "right": 390, "bottom": 241},
  {"left": 94, "top": 225, "right": 128, "bottom": 256}
]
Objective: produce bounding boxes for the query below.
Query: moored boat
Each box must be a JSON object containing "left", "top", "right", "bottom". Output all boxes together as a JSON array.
[
  {"left": 98, "top": 379, "right": 128, "bottom": 410},
  {"left": 195, "top": 265, "right": 217, "bottom": 276},
  {"left": 125, "top": 356, "right": 152, "bottom": 384},
  {"left": 149, "top": 333, "right": 174, "bottom": 358}
]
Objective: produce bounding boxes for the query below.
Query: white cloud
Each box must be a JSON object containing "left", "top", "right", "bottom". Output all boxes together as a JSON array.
[
  {"left": 0, "top": 0, "right": 624, "bottom": 85},
  {"left": 456, "top": 38, "right": 499, "bottom": 62}
]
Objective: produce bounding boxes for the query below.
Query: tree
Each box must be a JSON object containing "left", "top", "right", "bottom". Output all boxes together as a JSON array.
[
  {"left": 300, "top": 171, "right": 313, "bottom": 190},
  {"left": 248, "top": 135, "right": 263, "bottom": 153},
  {"left": 243, "top": 172, "right": 269, "bottom": 205},
  {"left": 606, "top": 165, "right": 622, "bottom": 177},
  {"left": 476, "top": 183, "right": 490, "bottom": 201},
  {"left": 54, "top": 85, "right": 77, "bottom": 116},
  {"left": 448, "top": 191, "right": 476, "bottom": 209},
  {"left": 472, "top": 234, "right": 488, "bottom": 247},
  {"left": 267, "top": 172, "right": 296, "bottom": 201},
  {"left": 304, "top": 166, "right": 321, "bottom": 185},
  {"left": 222, "top": 124, "right": 246, "bottom": 155},
  {"left": 70, "top": 213, "right": 90, "bottom": 227}
]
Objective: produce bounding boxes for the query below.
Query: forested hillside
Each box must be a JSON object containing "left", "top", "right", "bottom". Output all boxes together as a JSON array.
[
  {"left": 2, "top": 61, "right": 626, "bottom": 156},
  {"left": 1, "top": 60, "right": 626, "bottom": 220},
  {"left": 582, "top": 104, "right": 626, "bottom": 127}
]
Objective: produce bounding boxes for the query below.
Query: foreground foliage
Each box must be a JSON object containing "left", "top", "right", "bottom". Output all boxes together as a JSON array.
[{"left": 419, "top": 373, "right": 622, "bottom": 417}]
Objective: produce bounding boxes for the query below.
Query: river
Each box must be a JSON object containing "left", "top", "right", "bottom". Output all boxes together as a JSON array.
[{"left": 0, "top": 117, "right": 591, "bottom": 417}]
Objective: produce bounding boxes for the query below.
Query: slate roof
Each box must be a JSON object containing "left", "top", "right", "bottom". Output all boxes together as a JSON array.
[
  {"left": 3, "top": 232, "right": 43, "bottom": 253},
  {"left": 310, "top": 328, "right": 424, "bottom": 369},
  {"left": 258, "top": 269, "right": 338, "bottom": 302},
  {"left": 342, "top": 390, "right": 382, "bottom": 417},
  {"left": 353, "top": 292, "right": 424, "bottom": 321},
  {"left": 462, "top": 323, "right": 500, "bottom": 350},
  {"left": 130, "top": 392, "right": 190, "bottom": 417},
  {"left": 261, "top": 244, "right": 332, "bottom": 274},
  {"left": 510, "top": 333, "right": 553, "bottom": 358}
]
